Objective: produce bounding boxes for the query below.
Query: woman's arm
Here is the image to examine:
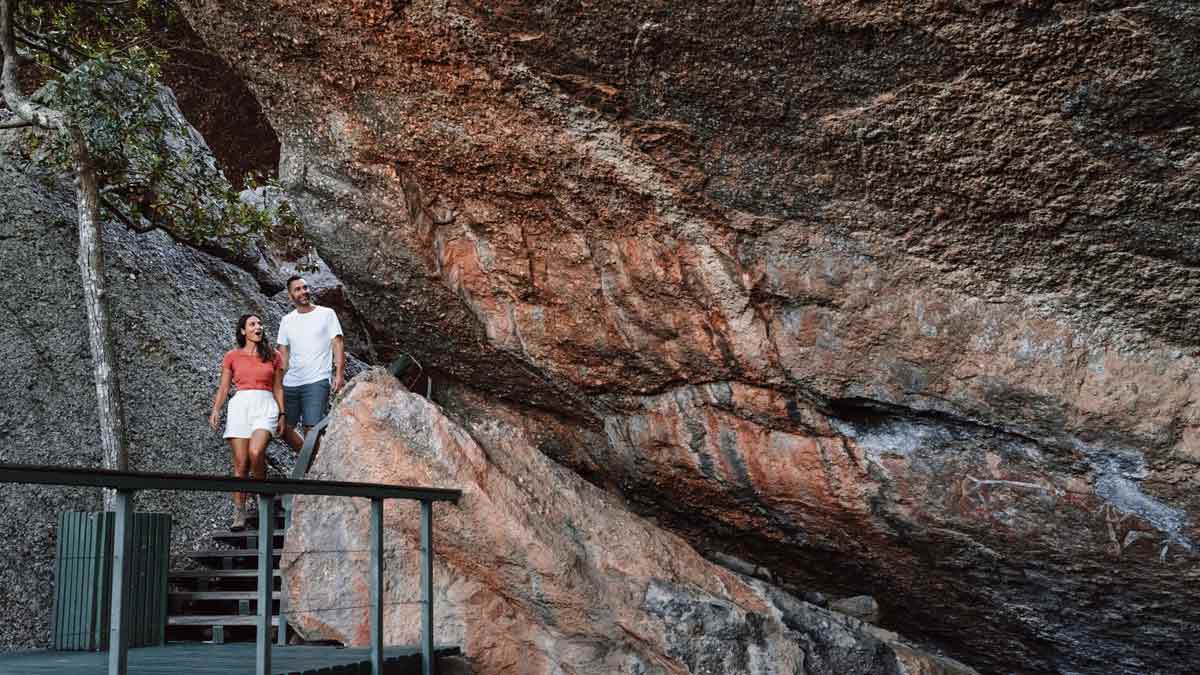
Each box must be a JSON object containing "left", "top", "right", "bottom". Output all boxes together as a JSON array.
[
  {"left": 209, "top": 364, "right": 233, "bottom": 431},
  {"left": 273, "top": 361, "right": 286, "bottom": 437}
]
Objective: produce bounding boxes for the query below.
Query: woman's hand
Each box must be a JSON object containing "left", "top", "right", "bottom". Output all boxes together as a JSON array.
[
  {"left": 208, "top": 409, "right": 220, "bottom": 431},
  {"left": 276, "top": 414, "right": 287, "bottom": 438}
]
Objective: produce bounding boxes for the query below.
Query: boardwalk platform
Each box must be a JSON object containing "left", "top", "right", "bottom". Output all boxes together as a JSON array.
[{"left": 0, "top": 643, "right": 462, "bottom": 675}]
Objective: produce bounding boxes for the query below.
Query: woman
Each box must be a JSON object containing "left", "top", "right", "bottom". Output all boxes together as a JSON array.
[{"left": 208, "top": 314, "right": 286, "bottom": 530}]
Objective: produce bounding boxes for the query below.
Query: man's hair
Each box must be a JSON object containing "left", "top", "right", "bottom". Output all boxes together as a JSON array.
[{"left": 286, "top": 275, "right": 304, "bottom": 291}]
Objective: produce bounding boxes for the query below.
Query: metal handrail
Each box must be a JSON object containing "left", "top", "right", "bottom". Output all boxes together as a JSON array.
[
  {"left": 0, "top": 463, "right": 459, "bottom": 501},
  {"left": 0, "top": 463, "right": 460, "bottom": 675},
  {"left": 288, "top": 415, "right": 332, "bottom": 480}
]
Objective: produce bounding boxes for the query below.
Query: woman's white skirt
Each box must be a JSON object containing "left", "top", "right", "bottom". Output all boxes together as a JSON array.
[{"left": 224, "top": 390, "right": 279, "bottom": 439}]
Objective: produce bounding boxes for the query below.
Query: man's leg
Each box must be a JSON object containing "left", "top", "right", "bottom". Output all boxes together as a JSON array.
[
  {"left": 283, "top": 425, "right": 305, "bottom": 452},
  {"left": 296, "top": 380, "right": 331, "bottom": 469},
  {"left": 282, "top": 384, "right": 304, "bottom": 452}
]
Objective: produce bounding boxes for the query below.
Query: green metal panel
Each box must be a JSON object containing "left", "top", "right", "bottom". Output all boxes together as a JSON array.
[
  {"left": 52, "top": 511, "right": 172, "bottom": 651},
  {"left": 51, "top": 512, "right": 109, "bottom": 650}
]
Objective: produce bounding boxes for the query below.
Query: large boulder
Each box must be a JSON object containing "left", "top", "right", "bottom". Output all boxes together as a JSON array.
[
  {"left": 286, "top": 368, "right": 975, "bottom": 675},
  {"left": 176, "top": 1, "right": 1200, "bottom": 671}
]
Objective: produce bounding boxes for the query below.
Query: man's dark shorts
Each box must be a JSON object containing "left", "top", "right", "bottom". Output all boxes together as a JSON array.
[{"left": 283, "top": 379, "right": 331, "bottom": 428}]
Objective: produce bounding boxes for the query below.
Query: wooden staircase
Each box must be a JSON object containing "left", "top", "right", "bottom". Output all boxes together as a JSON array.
[{"left": 166, "top": 499, "right": 288, "bottom": 644}]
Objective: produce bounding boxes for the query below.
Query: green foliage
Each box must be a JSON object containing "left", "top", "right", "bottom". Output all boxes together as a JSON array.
[
  {"left": 18, "top": 1, "right": 173, "bottom": 77},
  {"left": 13, "top": 0, "right": 313, "bottom": 258}
]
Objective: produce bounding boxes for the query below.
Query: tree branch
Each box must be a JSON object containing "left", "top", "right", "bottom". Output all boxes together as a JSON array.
[
  {"left": 10, "top": 46, "right": 32, "bottom": 65},
  {"left": 100, "top": 193, "right": 154, "bottom": 232},
  {"left": 0, "top": 0, "right": 65, "bottom": 129},
  {"left": 0, "top": 114, "right": 30, "bottom": 128},
  {"left": 13, "top": 34, "right": 70, "bottom": 72},
  {"left": 15, "top": 22, "right": 86, "bottom": 64}
]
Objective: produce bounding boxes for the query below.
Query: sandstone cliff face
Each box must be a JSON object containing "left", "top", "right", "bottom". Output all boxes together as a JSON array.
[
  {"left": 287, "top": 369, "right": 975, "bottom": 675},
  {"left": 177, "top": 2, "right": 1200, "bottom": 672}
]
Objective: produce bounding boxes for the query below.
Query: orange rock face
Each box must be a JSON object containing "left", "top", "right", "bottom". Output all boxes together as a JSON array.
[
  {"left": 285, "top": 370, "right": 975, "bottom": 675},
  {"left": 175, "top": 1, "right": 1200, "bottom": 671}
]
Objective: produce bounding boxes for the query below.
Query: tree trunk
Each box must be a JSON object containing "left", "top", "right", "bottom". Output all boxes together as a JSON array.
[
  {"left": 2, "top": 0, "right": 129, "bottom": 509},
  {"left": 70, "top": 125, "right": 129, "bottom": 509}
]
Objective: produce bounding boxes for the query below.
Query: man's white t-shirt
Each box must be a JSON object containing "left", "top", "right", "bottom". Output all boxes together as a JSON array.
[{"left": 277, "top": 306, "right": 343, "bottom": 387}]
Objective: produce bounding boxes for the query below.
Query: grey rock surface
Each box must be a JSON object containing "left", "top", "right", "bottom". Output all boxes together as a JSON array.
[
  {"left": 240, "top": 185, "right": 376, "bottom": 360},
  {"left": 828, "top": 596, "right": 881, "bottom": 624},
  {"left": 0, "top": 142, "right": 296, "bottom": 648}
]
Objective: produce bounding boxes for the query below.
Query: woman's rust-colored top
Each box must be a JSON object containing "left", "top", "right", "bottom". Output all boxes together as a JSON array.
[{"left": 221, "top": 349, "right": 282, "bottom": 391}]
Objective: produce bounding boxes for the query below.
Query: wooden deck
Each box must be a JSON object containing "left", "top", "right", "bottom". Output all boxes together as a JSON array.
[{"left": 0, "top": 643, "right": 461, "bottom": 675}]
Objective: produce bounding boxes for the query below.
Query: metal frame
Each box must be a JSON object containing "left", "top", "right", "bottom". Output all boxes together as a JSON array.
[
  {"left": 1, "top": 464, "right": 460, "bottom": 675},
  {"left": 289, "top": 416, "right": 332, "bottom": 480},
  {"left": 420, "top": 501, "right": 434, "bottom": 675},
  {"left": 256, "top": 494, "right": 274, "bottom": 675},
  {"left": 370, "top": 498, "right": 384, "bottom": 675},
  {"left": 0, "top": 463, "right": 460, "bottom": 501},
  {"left": 107, "top": 490, "right": 133, "bottom": 675}
]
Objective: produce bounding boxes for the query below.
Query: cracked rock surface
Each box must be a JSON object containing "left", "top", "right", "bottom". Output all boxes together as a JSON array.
[
  {"left": 286, "top": 369, "right": 974, "bottom": 675},
  {"left": 175, "top": 1, "right": 1200, "bottom": 672}
]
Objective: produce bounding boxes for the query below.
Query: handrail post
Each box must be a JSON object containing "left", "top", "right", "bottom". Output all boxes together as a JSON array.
[
  {"left": 278, "top": 496, "right": 290, "bottom": 647},
  {"left": 420, "top": 500, "right": 433, "bottom": 675},
  {"left": 256, "top": 493, "right": 273, "bottom": 675},
  {"left": 370, "top": 497, "right": 384, "bottom": 675},
  {"left": 107, "top": 488, "right": 134, "bottom": 675}
]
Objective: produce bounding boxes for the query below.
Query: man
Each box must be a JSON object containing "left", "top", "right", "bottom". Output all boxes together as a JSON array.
[{"left": 277, "top": 275, "right": 344, "bottom": 454}]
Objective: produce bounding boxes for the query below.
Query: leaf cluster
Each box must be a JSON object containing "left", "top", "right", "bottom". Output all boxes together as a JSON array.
[{"left": 11, "top": 0, "right": 314, "bottom": 261}]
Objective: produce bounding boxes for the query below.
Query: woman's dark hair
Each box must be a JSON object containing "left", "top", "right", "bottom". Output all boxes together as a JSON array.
[{"left": 235, "top": 314, "right": 274, "bottom": 362}]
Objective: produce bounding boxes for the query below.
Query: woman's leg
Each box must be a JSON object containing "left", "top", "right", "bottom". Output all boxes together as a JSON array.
[
  {"left": 248, "top": 429, "right": 272, "bottom": 482},
  {"left": 229, "top": 437, "right": 251, "bottom": 508},
  {"left": 244, "top": 429, "right": 273, "bottom": 522}
]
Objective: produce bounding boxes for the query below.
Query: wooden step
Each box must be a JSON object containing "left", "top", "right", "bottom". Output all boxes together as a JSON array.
[
  {"left": 187, "top": 548, "right": 284, "bottom": 558},
  {"left": 170, "top": 591, "right": 281, "bottom": 601},
  {"left": 210, "top": 531, "right": 286, "bottom": 547},
  {"left": 209, "top": 529, "right": 286, "bottom": 540},
  {"left": 248, "top": 526, "right": 287, "bottom": 534},
  {"left": 244, "top": 512, "right": 288, "bottom": 523},
  {"left": 170, "top": 569, "right": 280, "bottom": 579},
  {"left": 168, "top": 614, "right": 279, "bottom": 627}
]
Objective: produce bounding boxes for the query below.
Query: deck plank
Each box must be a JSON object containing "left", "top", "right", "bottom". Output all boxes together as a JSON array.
[{"left": 0, "top": 643, "right": 460, "bottom": 675}]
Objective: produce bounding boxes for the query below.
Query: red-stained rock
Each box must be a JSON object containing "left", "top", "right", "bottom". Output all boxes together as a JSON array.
[
  {"left": 176, "top": 1, "right": 1200, "bottom": 672},
  {"left": 285, "top": 369, "right": 975, "bottom": 675}
]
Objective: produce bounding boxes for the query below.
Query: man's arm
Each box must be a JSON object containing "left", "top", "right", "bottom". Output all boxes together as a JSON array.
[
  {"left": 277, "top": 344, "right": 290, "bottom": 372},
  {"left": 327, "top": 308, "right": 345, "bottom": 392},
  {"left": 331, "top": 335, "right": 345, "bottom": 393}
]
